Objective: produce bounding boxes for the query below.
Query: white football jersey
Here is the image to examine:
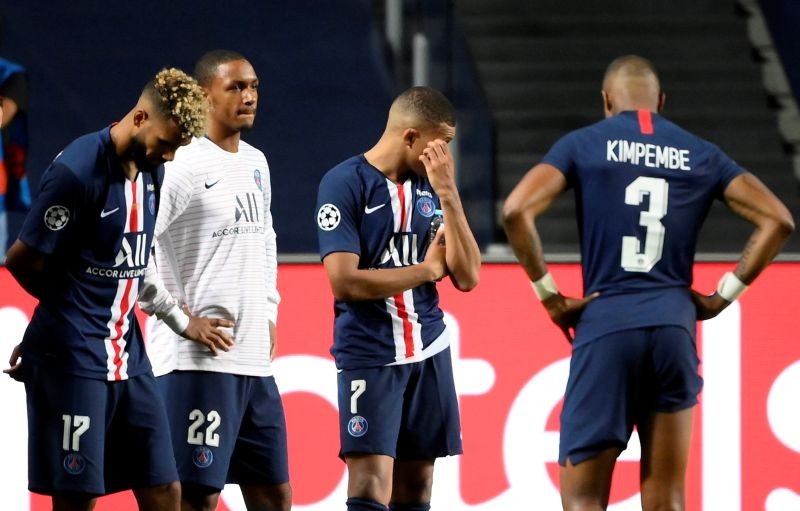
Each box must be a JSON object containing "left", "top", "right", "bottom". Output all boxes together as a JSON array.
[{"left": 139, "top": 136, "right": 279, "bottom": 376}]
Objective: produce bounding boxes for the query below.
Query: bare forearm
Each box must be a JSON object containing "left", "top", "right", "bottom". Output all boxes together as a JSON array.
[
  {"left": 733, "top": 220, "right": 793, "bottom": 283},
  {"left": 331, "top": 263, "right": 438, "bottom": 302},
  {"left": 439, "top": 191, "right": 481, "bottom": 290},
  {"left": 503, "top": 210, "right": 548, "bottom": 281}
]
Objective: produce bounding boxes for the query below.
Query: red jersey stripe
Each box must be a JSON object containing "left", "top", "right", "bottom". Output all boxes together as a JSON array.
[{"left": 638, "top": 109, "right": 654, "bottom": 135}]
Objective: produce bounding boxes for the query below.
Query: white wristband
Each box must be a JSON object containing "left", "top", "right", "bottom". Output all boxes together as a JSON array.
[
  {"left": 531, "top": 272, "right": 559, "bottom": 301},
  {"left": 716, "top": 272, "right": 748, "bottom": 302},
  {"left": 159, "top": 304, "right": 191, "bottom": 335}
]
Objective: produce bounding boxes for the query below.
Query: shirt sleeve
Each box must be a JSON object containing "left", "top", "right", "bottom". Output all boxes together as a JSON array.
[
  {"left": 136, "top": 156, "right": 195, "bottom": 332},
  {"left": 541, "top": 132, "right": 579, "bottom": 185},
  {"left": 707, "top": 143, "right": 747, "bottom": 198},
  {"left": 263, "top": 159, "right": 280, "bottom": 325},
  {"left": 18, "top": 161, "right": 84, "bottom": 255},
  {"left": 317, "top": 167, "right": 362, "bottom": 260}
]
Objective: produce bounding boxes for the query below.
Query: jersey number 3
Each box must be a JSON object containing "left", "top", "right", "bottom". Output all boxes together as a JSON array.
[{"left": 621, "top": 176, "right": 669, "bottom": 273}]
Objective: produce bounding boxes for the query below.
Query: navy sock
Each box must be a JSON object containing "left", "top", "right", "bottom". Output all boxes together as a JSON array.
[
  {"left": 347, "top": 497, "right": 388, "bottom": 511},
  {"left": 389, "top": 503, "right": 431, "bottom": 511}
]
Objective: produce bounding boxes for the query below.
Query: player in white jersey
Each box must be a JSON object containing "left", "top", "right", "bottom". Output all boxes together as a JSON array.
[{"left": 139, "top": 50, "right": 291, "bottom": 511}]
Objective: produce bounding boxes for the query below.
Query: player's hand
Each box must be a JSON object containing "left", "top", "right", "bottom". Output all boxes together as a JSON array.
[
  {"left": 424, "top": 226, "right": 448, "bottom": 281},
  {"left": 180, "top": 305, "right": 235, "bottom": 356},
  {"left": 269, "top": 321, "right": 277, "bottom": 360},
  {"left": 691, "top": 289, "right": 730, "bottom": 321},
  {"left": 419, "top": 139, "right": 456, "bottom": 195},
  {"left": 542, "top": 292, "right": 599, "bottom": 343},
  {"left": 3, "top": 343, "right": 24, "bottom": 382}
]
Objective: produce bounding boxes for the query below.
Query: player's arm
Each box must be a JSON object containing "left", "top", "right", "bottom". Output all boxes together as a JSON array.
[
  {"left": 5, "top": 239, "right": 51, "bottom": 300},
  {"left": 323, "top": 229, "right": 447, "bottom": 302},
  {"left": 420, "top": 139, "right": 480, "bottom": 291},
  {"left": 503, "top": 163, "right": 598, "bottom": 341},
  {"left": 139, "top": 250, "right": 234, "bottom": 355},
  {"left": 263, "top": 163, "right": 280, "bottom": 359},
  {"left": 693, "top": 172, "right": 794, "bottom": 319}
]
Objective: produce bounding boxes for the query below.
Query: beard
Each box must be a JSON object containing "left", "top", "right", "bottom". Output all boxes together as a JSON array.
[{"left": 130, "top": 137, "right": 160, "bottom": 172}]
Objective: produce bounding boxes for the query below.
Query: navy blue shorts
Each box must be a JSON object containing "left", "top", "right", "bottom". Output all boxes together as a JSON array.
[
  {"left": 25, "top": 367, "right": 178, "bottom": 496},
  {"left": 337, "top": 347, "right": 462, "bottom": 460},
  {"left": 559, "top": 326, "right": 703, "bottom": 466},
  {"left": 157, "top": 371, "right": 289, "bottom": 490}
]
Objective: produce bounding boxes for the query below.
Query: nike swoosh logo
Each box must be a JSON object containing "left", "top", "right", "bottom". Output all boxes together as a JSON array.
[
  {"left": 364, "top": 203, "right": 386, "bottom": 214},
  {"left": 205, "top": 179, "right": 222, "bottom": 189},
  {"left": 100, "top": 207, "right": 119, "bottom": 218}
]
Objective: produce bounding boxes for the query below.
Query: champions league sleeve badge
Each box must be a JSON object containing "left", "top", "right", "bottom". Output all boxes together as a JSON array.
[
  {"left": 317, "top": 203, "right": 341, "bottom": 231},
  {"left": 347, "top": 415, "right": 368, "bottom": 437},
  {"left": 44, "top": 205, "right": 70, "bottom": 231}
]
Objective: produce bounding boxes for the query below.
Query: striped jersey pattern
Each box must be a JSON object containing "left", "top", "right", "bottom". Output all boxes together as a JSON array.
[
  {"left": 317, "top": 154, "right": 445, "bottom": 370},
  {"left": 18, "top": 127, "right": 156, "bottom": 380},
  {"left": 140, "top": 137, "right": 279, "bottom": 377}
]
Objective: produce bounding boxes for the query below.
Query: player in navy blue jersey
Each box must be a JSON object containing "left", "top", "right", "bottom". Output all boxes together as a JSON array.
[
  {"left": 503, "top": 55, "right": 794, "bottom": 511},
  {"left": 3, "top": 68, "right": 209, "bottom": 511},
  {"left": 317, "top": 86, "right": 481, "bottom": 511}
]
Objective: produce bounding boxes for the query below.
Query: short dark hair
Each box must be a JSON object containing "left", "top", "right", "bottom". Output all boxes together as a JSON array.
[
  {"left": 395, "top": 86, "right": 456, "bottom": 127},
  {"left": 194, "top": 49, "right": 248, "bottom": 87},
  {"left": 603, "top": 55, "right": 660, "bottom": 84}
]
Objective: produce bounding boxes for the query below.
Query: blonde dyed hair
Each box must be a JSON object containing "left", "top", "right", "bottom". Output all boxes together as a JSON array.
[{"left": 145, "top": 68, "right": 208, "bottom": 139}]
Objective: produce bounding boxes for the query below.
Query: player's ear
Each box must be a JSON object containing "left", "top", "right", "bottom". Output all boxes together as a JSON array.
[
  {"left": 601, "top": 90, "right": 613, "bottom": 118},
  {"left": 133, "top": 109, "right": 149, "bottom": 128},
  {"left": 657, "top": 91, "right": 666, "bottom": 113},
  {"left": 403, "top": 128, "right": 419, "bottom": 149}
]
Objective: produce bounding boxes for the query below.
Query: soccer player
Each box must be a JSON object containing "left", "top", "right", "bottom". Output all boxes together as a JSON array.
[
  {"left": 503, "top": 55, "right": 794, "bottom": 511},
  {"left": 316, "top": 86, "right": 481, "bottom": 511},
  {"left": 4, "top": 68, "right": 208, "bottom": 511},
  {"left": 138, "top": 50, "right": 291, "bottom": 511}
]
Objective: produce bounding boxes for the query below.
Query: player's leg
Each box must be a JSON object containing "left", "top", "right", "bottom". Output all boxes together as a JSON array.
[
  {"left": 24, "top": 366, "right": 108, "bottom": 509},
  {"left": 51, "top": 493, "right": 98, "bottom": 511},
  {"left": 131, "top": 481, "right": 181, "bottom": 511},
  {"left": 638, "top": 326, "right": 702, "bottom": 511},
  {"left": 558, "top": 330, "right": 648, "bottom": 510},
  {"left": 231, "top": 375, "right": 291, "bottom": 511},
  {"left": 155, "top": 371, "right": 245, "bottom": 511},
  {"left": 638, "top": 409, "right": 693, "bottom": 511},
  {"left": 339, "top": 365, "right": 409, "bottom": 510},
  {"left": 390, "top": 347, "right": 462, "bottom": 511},
  {"left": 559, "top": 448, "right": 620, "bottom": 511},
  {"left": 390, "top": 460, "right": 434, "bottom": 511},
  {"left": 106, "top": 372, "right": 180, "bottom": 510}
]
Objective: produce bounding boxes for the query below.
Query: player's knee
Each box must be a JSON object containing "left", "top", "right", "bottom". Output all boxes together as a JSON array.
[
  {"left": 181, "top": 482, "right": 220, "bottom": 511},
  {"left": 391, "top": 472, "right": 433, "bottom": 503},
  {"left": 349, "top": 470, "right": 392, "bottom": 502},
  {"left": 241, "top": 482, "right": 292, "bottom": 511},
  {"left": 561, "top": 494, "right": 608, "bottom": 511},
  {"left": 641, "top": 487, "right": 684, "bottom": 511}
]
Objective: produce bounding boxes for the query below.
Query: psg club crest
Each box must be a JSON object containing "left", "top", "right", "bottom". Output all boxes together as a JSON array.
[
  {"left": 192, "top": 446, "right": 214, "bottom": 468},
  {"left": 63, "top": 453, "right": 86, "bottom": 475},
  {"left": 416, "top": 197, "right": 435, "bottom": 218},
  {"left": 347, "top": 415, "right": 368, "bottom": 437},
  {"left": 148, "top": 193, "right": 156, "bottom": 215},
  {"left": 254, "top": 169, "right": 263, "bottom": 191}
]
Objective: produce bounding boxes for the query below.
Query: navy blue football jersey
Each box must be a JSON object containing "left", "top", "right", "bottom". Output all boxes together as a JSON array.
[
  {"left": 317, "top": 155, "right": 446, "bottom": 369},
  {"left": 19, "top": 127, "right": 162, "bottom": 380},
  {"left": 543, "top": 110, "right": 745, "bottom": 346}
]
